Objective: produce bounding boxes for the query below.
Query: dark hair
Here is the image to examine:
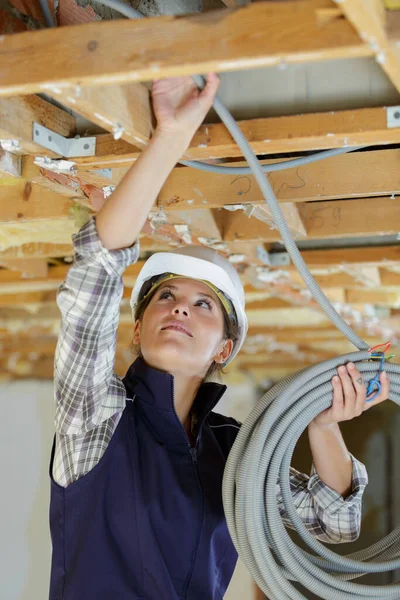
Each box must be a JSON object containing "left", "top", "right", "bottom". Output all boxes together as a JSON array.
[{"left": 128, "top": 282, "right": 239, "bottom": 381}]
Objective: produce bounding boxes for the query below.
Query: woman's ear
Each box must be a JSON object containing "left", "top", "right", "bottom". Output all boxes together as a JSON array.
[
  {"left": 132, "top": 320, "right": 141, "bottom": 345},
  {"left": 214, "top": 339, "right": 234, "bottom": 365}
]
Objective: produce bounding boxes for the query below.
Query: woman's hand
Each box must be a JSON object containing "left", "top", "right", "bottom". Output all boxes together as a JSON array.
[
  {"left": 312, "top": 362, "right": 389, "bottom": 429},
  {"left": 151, "top": 73, "right": 220, "bottom": 138}
]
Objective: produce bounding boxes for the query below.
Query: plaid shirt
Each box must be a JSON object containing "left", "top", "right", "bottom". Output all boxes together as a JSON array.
[{"left": 53, "top": 215, "right": 368, "bottom": 543}]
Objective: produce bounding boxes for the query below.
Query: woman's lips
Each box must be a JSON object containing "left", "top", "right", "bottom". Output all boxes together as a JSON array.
[{"left": 161, "top": 322, "right": 193, "bottom": 337}]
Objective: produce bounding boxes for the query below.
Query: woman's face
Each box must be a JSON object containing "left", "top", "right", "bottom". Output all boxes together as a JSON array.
[{"left": 133, "top": 277, "right": 233, "bottom": 378}]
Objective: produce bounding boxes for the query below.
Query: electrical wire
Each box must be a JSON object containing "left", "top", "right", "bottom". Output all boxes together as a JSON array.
[
  {"left": 39, "top": 0, "right": 55, "bottom": 27},
  {"left": 69, "top": 1, "right": 400, "bottom": 597}
]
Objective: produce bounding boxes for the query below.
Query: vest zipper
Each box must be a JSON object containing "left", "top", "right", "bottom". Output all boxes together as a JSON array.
[
  {"left": 183, "top": 439, "right": 203, "bottom": 600},
  {"left": 190, "top": 447, "right": 197, "bottom": 464},
  {"left": 170, "top": 379, "right": 204, "bottom": 600}
]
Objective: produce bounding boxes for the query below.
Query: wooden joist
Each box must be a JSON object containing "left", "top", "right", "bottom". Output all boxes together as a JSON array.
[
  {"left": 157, "top": 148, "right": 400, "bottom": 209},
  {"left": 8, "top": 147, "right": 400, "bottom": 216},
  {"left": 47, "top": 83, "right": 154, "bottom": 149},
  {"left": 340, "top": 0, "right": 400, "bottom": 93},
  {"left": 220, "top": 196, "right": 400, "bottom": 241},
  {"left": 74, "top": 107, "right": 400, "bottom": 167},
  {"left": 0, "top": 95, "right": 76, "bottom": 156},
  {"left": 0, "top": 1, "right": 372, "bottom": 97}
]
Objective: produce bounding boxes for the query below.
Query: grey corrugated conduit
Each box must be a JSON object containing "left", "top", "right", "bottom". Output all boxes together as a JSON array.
[{"left": 68, "top": 0, "right": 400, "bottom": 597}]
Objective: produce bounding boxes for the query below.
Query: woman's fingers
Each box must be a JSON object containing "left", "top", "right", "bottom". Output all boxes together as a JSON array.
[
  {"left": 198, "top": 73, "right": 221, "bottom": 106},
  {"left": 337, "top": 364, "right": 356, "bottom": 419},
  {"left": 330, "top": 374, "right": 344, "bottom": 421},
  {"left": 327, "top": 363, "right": 390, "bottom": 424},
  {"left": 345, "top": 363, "right": 366, "bottom": 416}
]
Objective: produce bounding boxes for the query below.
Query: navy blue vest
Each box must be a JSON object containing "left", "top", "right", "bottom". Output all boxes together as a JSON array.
[{"left": 48, "top": 357, "right": 240, "bottom": 599}]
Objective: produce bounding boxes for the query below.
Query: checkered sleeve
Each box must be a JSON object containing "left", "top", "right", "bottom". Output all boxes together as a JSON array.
[
  {"left": 276, "top": 454, "right": 368, "bottom": 543},
  {"left": 54, "top": 214, "right": 139, "bottom": 435},
  {"left": 52, "top": 215, "right": 140, "bottom": 488}
]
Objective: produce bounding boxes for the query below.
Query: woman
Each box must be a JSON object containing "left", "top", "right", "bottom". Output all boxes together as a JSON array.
[{"left": 49, "top": 74, "right": 389, "bottom": 600}]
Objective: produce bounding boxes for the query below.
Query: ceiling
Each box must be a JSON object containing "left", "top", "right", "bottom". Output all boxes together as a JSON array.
[{"left": 1, "top": 0, "right": 400, "bottom": 384}]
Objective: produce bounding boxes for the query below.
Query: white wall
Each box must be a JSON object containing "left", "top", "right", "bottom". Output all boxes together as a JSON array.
[
  {"left": 0, "top": 381, "right": 54, "bottom": 600},
  {"left": 0, "top": 378, "right": 256, "bottom": 600}
]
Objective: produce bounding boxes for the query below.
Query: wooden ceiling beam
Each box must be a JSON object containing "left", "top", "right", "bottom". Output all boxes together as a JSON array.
[
  {"left": 0, "top": 1, "right": 371, "bottom": 97},
  {"left": 0, "top": 180, "right": 79, "bottom": 223},
  {"left": 15, "top": 147, "right": 400, "bottom": 221},
  {"left": 20, "top": 156, "right": 87, "bottom": 199},
  {"left": 340, "top": 0, "right": 400, "bottom": 93},
  {"left": 0, "top": 242, "right": 74, "bottom": 260},
  {"left": 0, "top": 95, "right": 76, "bottom": 157},
  {"left": 28, "top": 146, "right": 400, "bottom": 213},
  {"left": 74, "top": 107, "right": 400, "bottom": 169},
  {"left": 346, "top": 288, "right": 400, "bottom": 306},
  {"left": 46, "top": 83, "right": 153, "bottom": 150},
  {"left": 0, "top": 258, "right": 49, "bottom": 279},
  {"left": 282, "top": 245, "right": 400, "bottom": 269},
  {"left": 220, "top": 196, "right": 400, "bottom": 241},
  {"left": 156, "top": 148, "right": 400, "bottom": 210}
]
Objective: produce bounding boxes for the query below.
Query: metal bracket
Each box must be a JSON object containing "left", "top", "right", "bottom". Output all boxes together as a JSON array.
[
  {"left": 33, "top": 122, "right": 96, "bottom": 157},
  {"left": 256, "top": 245, "right": 272, "bottom": 266},
  {"left": 386, "top": 106, "right": 400, "bottom": 128},
  {"left": 256, "top": 246, "right": 291, "bottom": 267},
  {"left": 270, "top": 252, "right": 290, "bottom": 267}
]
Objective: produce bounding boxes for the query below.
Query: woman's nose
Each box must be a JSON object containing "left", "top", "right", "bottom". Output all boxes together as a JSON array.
[{"left": 171, "top": 303, "right": 189, "bottom": 317}]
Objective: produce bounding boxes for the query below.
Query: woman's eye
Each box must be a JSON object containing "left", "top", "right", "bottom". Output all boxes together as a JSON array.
[
  {"left": 159, "top": 290, "right": 173, "bottom": 300},
  {"left": 197, "top": 299, "right": 212, "bottom": 309}
]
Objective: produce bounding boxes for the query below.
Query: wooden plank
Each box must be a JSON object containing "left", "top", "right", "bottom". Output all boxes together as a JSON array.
[
  {"left": 0, "top": 291, "right": 57, "bottom": 307},
  {"left": 220, "top": 196, "right": 400, "bottom": 241},
  {"left": 75, "top": 108, "right": 400, "bottom": 169},
  {"left": 20, "top": 146, "right": 400, "bottom": 212},
  {"left": 300, "top": 196, "right": 400, "bottom": 239},
  {"left": 0, "top": 258, "right": 48, "bottom": 278},
  {"left": 157, "top": 148, "right": 400, "bottom": 209},
  {"left": 185, "top": 107, "right": 400, "bottom": 161},
  {"left": 0, "top": 95, "right": 76, "bottom": 156},
  {"left": 74, "top": 134, "right": 140, "bottom": 169},
  {"left": 284, "top": 245, "right": 400, "bottom": 269},
  {"left": 0, "top": 261, "right": 145, "bottom": 294},
  {"left": 216, "top": 203, "right": 308, "bottom": 242},
  {"left": 380, "top": 268, "right": 400, "bottom": 286},
  {"left": 340, "top": 0, "right": 400, "bottom": 93},
  {"left": 0, "top": 1, "right": 371, "bottom": 97},
  {"left": 346, "top": 288, "right": 400, "bottom": 306},
  {"left": 0, "top": 242, "right": 73, "bottom": 259},
  {"left": 48, "top": 82, "right": 153, "bottom": 149},
  {"left": 21, "top": 156, "right": 86, "bottom": 199},
  {"left": 292, "top": 269, "right": 386, "bottom": 289},
  {"left": 0, "top": 180, "right": 78, "bottom": 223}
]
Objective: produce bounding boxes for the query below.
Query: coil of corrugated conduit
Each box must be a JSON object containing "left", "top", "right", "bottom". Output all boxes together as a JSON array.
[{"left": 42, "top": 0, "right": 400, "bottom": 596}]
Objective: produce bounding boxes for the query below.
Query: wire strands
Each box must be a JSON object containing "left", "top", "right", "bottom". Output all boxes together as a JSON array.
[{"left": 90, "top": 1, "right": 400, "bottom": 597}]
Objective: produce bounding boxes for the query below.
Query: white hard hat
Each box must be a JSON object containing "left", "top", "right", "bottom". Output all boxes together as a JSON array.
[{"left": 130, "top": 245, "right": 248, "bottom": 365}]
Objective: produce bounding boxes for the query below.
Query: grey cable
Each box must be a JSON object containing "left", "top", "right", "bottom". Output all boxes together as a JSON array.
[
  {"left": 39, "top": 0, "right": 55, "bottom": 27},
  {"left": 88, "top": 1, "right": 400, "bottom": 597},
  {"left": 180, "top": 146, "right": 364, "bottom": 175}
]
